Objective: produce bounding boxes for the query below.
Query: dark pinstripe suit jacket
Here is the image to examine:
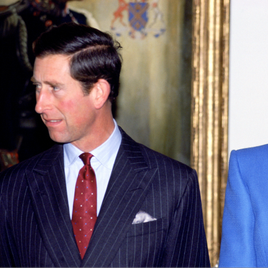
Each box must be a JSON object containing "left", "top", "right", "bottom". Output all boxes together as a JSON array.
[{"left": 0, "top": 128, "right": 210, "bottom": 267}]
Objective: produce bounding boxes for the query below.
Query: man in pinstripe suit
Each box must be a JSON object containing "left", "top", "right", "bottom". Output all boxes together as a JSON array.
[{"left": 0, "top": 23, "right": 210, "bottom": 267}]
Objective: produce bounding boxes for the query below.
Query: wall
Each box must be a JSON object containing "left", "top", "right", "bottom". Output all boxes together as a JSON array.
[{"left": 229, "top": 0, "right": 268, "bottom": 154}]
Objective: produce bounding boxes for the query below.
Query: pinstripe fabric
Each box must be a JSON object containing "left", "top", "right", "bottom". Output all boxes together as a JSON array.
[
  {"left": 0, "top": 128, "right": 210, "bottom": 267},
  {"left": 0, "top": 145, "right": 80, "bottom": 267}
]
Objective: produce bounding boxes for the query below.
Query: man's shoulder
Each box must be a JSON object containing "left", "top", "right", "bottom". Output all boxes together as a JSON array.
[
  {"left": 118, "top": 128, "right": 200, "bottom": 206},
  {"left": 140, "top": 142, "right": 192, "bottom": 169},
  {"left": 0, "top": 144, "right": 63, "bottom": 179},
  {"left": 0, "top": 144, "right": 63, "bottom": 201}
]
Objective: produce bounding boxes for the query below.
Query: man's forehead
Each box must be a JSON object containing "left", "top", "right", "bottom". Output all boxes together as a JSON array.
[
  {"left": 35, "top": 54, "right": 71, "bottom": 62},
  {"left": 33, "top": 54, "right": 71, "bottom": 73},
  {"left": 32, "top": 55, "right": 73, "bottom": 84}
]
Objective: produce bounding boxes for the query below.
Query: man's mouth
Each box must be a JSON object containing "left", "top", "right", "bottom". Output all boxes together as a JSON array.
[
  {"left": 48, "top": 120, "right": 61, "bottom": 123},
  {"left": 43, "top": 118, "right": 62, "bottom": 126}
]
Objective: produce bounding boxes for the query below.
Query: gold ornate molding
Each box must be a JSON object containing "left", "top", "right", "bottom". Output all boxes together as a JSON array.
[{"left": 191, "top": 0, "right": 230, "bottom": 266}]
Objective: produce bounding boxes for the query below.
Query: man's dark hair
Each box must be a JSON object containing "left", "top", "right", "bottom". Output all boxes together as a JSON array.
[{"left": 33, "top": 22, "right": 122, "bottom": 101}]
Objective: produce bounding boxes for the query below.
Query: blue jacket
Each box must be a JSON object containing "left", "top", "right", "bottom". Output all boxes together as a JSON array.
[{"left": 219, "top": 144, "right": 268, "bottom": 267}]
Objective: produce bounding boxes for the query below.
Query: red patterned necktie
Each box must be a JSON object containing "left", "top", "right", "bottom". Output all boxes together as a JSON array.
[{"left": 72, "top": 153, "right": 97, "bottom": 259}]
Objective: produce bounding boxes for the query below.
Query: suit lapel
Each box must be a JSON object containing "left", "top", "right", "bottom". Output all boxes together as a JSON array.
[
  {"left": 26, "top": 145, "right": 81, "bottom": 267},
  {"left": 82, "top": 130, "right": 157, "bottom": 267}
]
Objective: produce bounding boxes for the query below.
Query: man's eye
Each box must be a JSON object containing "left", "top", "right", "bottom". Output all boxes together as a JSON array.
[
  {"left": 52, "top": 86, "right": 60, "bottom": 92},
  {"left": 34, "top": 84, "right": 41, "bottom": 92}
]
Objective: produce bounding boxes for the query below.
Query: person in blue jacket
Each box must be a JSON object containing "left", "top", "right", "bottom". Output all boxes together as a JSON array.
[{"left": 219, "top": 144, "right": 268, "bottom": 267}]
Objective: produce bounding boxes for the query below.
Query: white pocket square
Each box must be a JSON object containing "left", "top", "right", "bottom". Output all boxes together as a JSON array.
[{"left": 132, "top": 210, "right": 157, "bottom": 224}]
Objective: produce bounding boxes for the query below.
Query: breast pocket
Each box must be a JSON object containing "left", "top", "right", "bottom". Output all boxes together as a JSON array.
[
  {"left": 120, "top": 218, "right": 168, "bottom": 267},
  {"left": 127, "top": 217, "right": 167, "bottom": 237}
]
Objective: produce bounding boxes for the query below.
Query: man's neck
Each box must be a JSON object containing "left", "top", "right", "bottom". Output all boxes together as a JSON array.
[{"left": 71, "top": 117, "right": 115, "bottom": 152}]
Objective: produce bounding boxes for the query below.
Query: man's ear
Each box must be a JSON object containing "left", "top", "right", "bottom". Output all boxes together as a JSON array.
[{"left": 93, "top": 79, "right": 111, "bottom": 109}]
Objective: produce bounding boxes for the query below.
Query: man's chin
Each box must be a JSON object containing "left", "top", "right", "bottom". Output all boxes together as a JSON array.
[{"left": 48, "top": 133, "right": 69, "bottom": 144}]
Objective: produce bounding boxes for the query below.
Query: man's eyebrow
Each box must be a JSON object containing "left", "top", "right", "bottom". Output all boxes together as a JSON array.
[
  {"left": 30, "top": 77, "right": 63, "bottom": 87},
  {"left": 31, "top": 77, "right": 37, "bottom": 83}
]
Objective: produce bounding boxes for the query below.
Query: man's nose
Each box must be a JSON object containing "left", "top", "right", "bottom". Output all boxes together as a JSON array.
[{"left": 35, "top": 89, "right": 51, "bottom": 114}]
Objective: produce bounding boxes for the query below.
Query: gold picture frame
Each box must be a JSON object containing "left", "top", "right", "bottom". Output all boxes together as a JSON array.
[{"left": 191, "top": 0, "right": 230, "bottom": 265}]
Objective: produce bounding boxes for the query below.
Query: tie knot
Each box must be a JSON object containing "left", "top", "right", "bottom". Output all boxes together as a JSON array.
[{"left": 79, "top": 153, "right": 93, "bottom": 166}]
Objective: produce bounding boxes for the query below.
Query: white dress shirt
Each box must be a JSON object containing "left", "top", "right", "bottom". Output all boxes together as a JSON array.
[{"left": 63, "top": 120, "right": 122, "bottom": 219}]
